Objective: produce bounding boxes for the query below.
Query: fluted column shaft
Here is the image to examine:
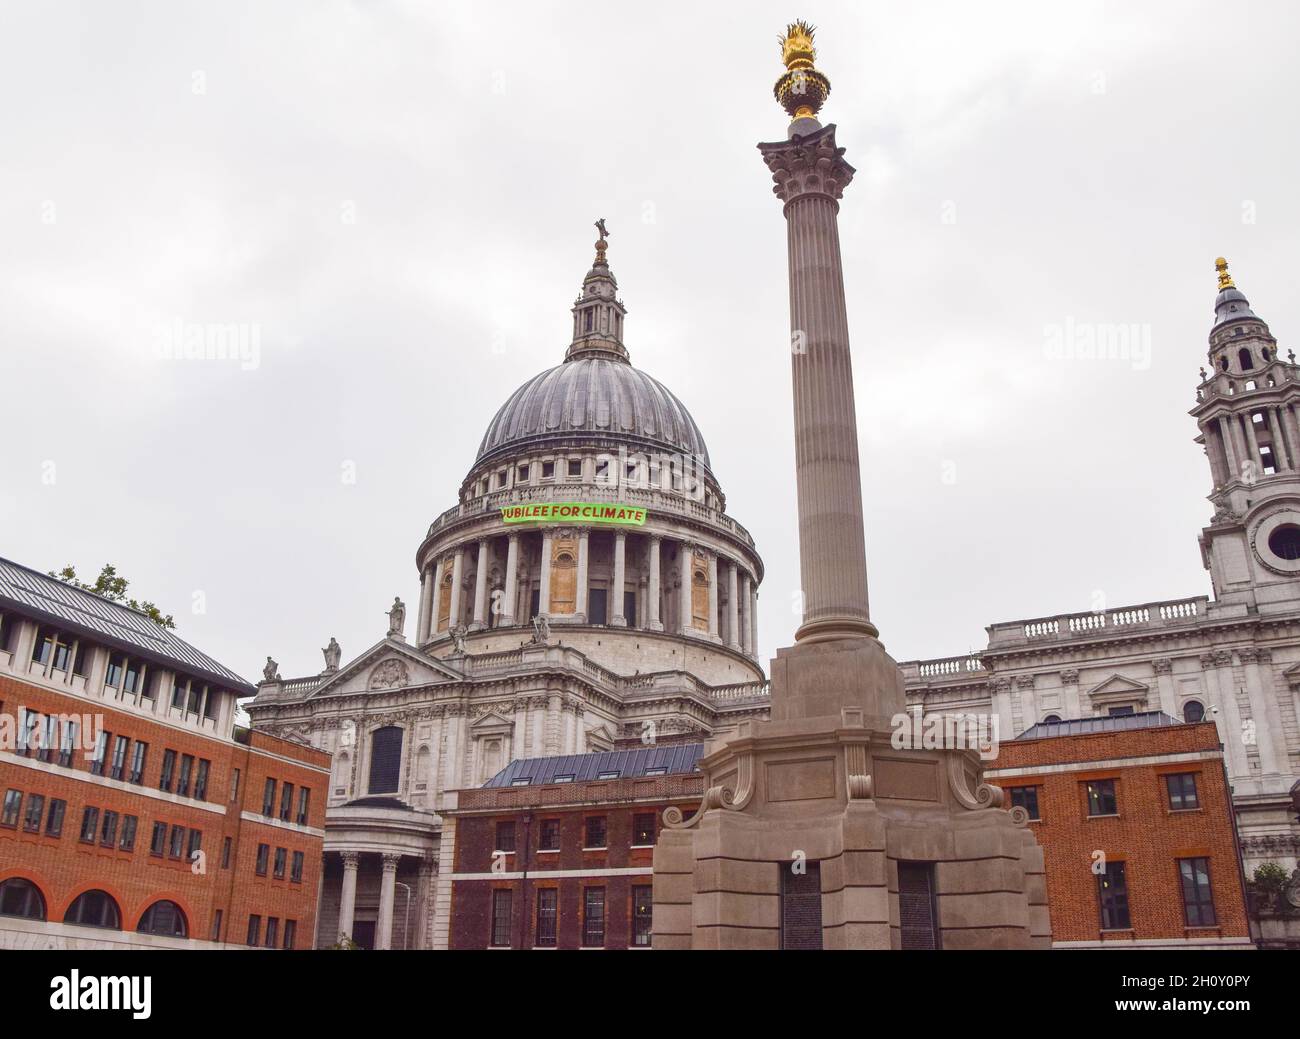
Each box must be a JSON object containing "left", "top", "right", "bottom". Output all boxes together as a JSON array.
[
  {"left": 472, "top": 539, "right": 489, "bottom": 628},
  {"left": 647, "top": 535, "right": 663, "bottom": 630},
  {"left": 762, "top": 124, "right": 875, "bottom": 643},
  {"left": 611, "top": 530, "right": 627, "bottom": 626},
  {"left": 576, "top": 530, "right": 590, "bottom": 620},
  {"left": 679, "top": 541, "right": 693, "bottom": 633},
  {"left": 502, "top": 533, "right": 519, "bottom": 626},
  {"left": 539, "top": 530, "right": 553, "bottom": 615},
  {"left": 448, "top": 547, "right": 465, "bottom": 628},
  {"left": 338, "top": 851, "right": 359, "bottom": 944},
  {"left": 376, "top": 853, "right": 400, "bottom": 950}
]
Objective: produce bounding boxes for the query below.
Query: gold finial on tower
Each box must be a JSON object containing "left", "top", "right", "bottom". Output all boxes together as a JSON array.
[
  {"left": 1216, "top": 256, "right": 1234, "bottom": 290},
  {"left": 774, "top": 20, "right": 831, "bottom": 122}
]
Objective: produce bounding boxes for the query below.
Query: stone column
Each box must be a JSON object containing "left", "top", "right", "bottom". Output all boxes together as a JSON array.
[
  {"left": 338, "top": 851, "right": 360, "bottom": 944},
  {"left": 431, "top": 557, "right": 446, "bottom": 634},
  {"left": 1203, "top": 651, "right": 1249, "bottom": 779},
  {"left": 1237, "top": 413, "right": 1258, "bottom": 478},
  {"left": 416, "top": 565, "right": 434, "bottom": 644},
  {"left": 707, "top": 552, "right": 719, "bottom": 639},
  {"left": 749, "top": 584, "right": 759, "bottom": 658},
  {"left": 1240, "top": 648, "right": 1287, "bottom": 775},
  {"left": 546, "top": 692, "right": 562, "bottom": 754},
  {"left": 502, "top": 533, "right": 520, "bottom": 626},
  {"left": 472, "top": 539, "right": 490, "bottom": 629},
  {"left": 415, "top": 854, "right": 437, "bottom": 950},
  {"left": 539, "top": 530, "right": 553, "bottom": 616},
  {"left": 760, "top": 123, "right": 876, "bottom": 643},
  {"left": 611, "top": 530, "right": 627, "bottom": 626},
  {"left": 1283, "top": 404, "right": 1300, "bottom": 466},
  {"left": 1267, "top": 409, "right": 1291, "bottom": 470},
  {"left": 647, "top": 535, "right": 663, "bottom": 631},
  {"left": 726, "top": 560, "right": 740, "bottom": 649},
  {"left": 1204, "top": 425, "right": 1227, "bottom": 488},
  {"left": 739, "top": 572, "right": 752, "bottom": 654},
  {"left": 576, "top": 529, "right": 590, "bottom": 621},
  {"left": 1222, "top": 413, "right": 1242, "bottom": 478},
  {"left": 376, "top": 853, "right": 400, "bottom": 950},
  {"left": 679, "top": 541, "right": 693, "bottom": 634},
  {"left": 448, "top": 547, "right": 465, "bottom": 629}
]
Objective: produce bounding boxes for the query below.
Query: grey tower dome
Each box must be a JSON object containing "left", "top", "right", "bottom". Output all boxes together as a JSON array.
[{"left": 475, "top": 355, "right": 712, "bottom": 469}]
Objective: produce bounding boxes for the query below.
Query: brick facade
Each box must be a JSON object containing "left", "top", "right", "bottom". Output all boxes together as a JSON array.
[
  {"left": 986, "top": 720, "right": 1252, "bottom": 946},
  {"left": 0, "top": 672, "right": 329, "bottom": 948}
]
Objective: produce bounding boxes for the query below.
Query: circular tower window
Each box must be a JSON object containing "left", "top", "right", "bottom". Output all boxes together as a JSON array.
[{"left": 1267, "top": 525, "right": 1300, "bottom": 561}]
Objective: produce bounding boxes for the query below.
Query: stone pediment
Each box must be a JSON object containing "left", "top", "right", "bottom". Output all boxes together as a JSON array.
[
  {"left": 469, "top": 710, "right": 515, "bottom": 734},
  {"left": 1084, "top": 672, "right": 1150, "bottom": 708},
  {"left": 585, "top": 722, "right": 616, "bottom": 752},
  {"left": 308, "top": 638, "right": 464, "bottom": 698},
  {"left": 1282, "top": 662, "right": 1300, "bottom": 688}
]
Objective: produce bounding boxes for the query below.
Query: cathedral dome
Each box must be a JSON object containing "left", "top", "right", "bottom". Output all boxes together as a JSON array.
[{"left": 475, "top": 355, "right": 711, "bottom": 469}]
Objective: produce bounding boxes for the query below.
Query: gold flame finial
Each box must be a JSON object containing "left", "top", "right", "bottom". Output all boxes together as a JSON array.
[
  {"left": 1216, "top": 256, "right": 1234, "bottom": 290},
  {"left": 774, "top": 20, "right": 831, "bottom": 122},
  {"left": 780, "top": 20, "right": 817, "bottom": 70}
]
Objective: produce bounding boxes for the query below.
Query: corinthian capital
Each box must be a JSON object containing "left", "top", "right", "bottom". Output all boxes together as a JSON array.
[{"left": 758, "top": 124, "right": 855, "bottom": 205}]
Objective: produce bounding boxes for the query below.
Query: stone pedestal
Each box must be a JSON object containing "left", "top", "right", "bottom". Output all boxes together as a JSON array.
[{"left": 651, "top": 641, "right": 1051, "bottom": 950}]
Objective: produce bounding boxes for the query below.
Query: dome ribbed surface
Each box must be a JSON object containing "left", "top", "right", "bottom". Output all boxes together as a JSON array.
[{"left": 476, "top": 356, "right": 710, "bottom": 468}]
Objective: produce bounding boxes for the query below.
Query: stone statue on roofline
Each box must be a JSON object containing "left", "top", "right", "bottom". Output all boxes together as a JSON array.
[{"left": 387, "top": 596, "right": 406, "bottom": 639}]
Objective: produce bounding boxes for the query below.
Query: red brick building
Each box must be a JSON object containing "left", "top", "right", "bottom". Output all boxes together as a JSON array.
[
  {"left": 0, "top": 557, "right": 329, "bottom": 949},
  {"left": 435, "top": 743, "right": 701, "bottom": 949},
  {"left": 985, "top": 711, "right": 1252, "bottom": 948}
]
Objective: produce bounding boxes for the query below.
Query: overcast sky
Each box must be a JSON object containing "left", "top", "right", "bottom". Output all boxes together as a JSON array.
[{"left": 1, "top": 1, "right": 1296, "bottom": 686}]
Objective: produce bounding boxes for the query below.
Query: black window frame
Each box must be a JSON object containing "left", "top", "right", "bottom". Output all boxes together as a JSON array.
[
  {"left": 582, "top": 887, "right": 606, "bottom": 948},
  {"left": 1008, "top": 785, "right": 1041, "bottom": 820},
  {"left": 632, "top": 812, "right": 657, "bottom": 846},
  {"left": 1097, "top": 860, "right": 1131, "bottom": 930},
  {"left": 1086, "top": 779, "right": 1118, "bottom": 817},
  {"left": 632, "top": 884, "right": 653, "bottom": 947},
  {"left": 535, "top": 888, "right": 558, "bottom": 947},
  {"left": 584, "top": 815, "right": 607, "bottom": 849},
  {"left": 490, "top": 889, "right": 513, "bottom": 948},
  {"left": 1178, "top": 857, "right": 1217, "bottom": 927},
  {"left": 1165, "top": 772, "right": 1200, "bottom": 811}
]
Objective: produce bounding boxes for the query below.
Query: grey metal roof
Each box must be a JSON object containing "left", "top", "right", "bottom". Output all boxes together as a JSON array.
[
  {"left": 476, "top": 356, "right": 712, "bottom": 469},
  {"left": 1016, "top": 710, "right": 1184, "bottom": 741},
  {"left": 0, "top": 556, "right": 254, "bottom": 694},
  {"left": 483, "top": 742, "right": 704, "bottom": 787},
  {"left": 1213, "top": 286, "right": 1261, "bottom": 328}
]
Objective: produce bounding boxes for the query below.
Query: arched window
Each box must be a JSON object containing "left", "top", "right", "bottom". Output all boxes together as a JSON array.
[
  {"left": 1238, "top": 347, "right": 1254, "bottom": 371},
  {"left": 64, "top": 890, "right": 121, "bottom": 929},
  {"left": 1042, "top": 714, "right": 1062, "bottom": 724},
  {"left": 1182, "top": 700, "right": 1205, "bottom": 723},
  {"left": 414, "top": 745, "right": 432, "bottom": 790},
  {"left": 368, "top": 725, "right": 404, "bottom": 794},
  {"left": 333, "top": 749, "right": 352, "bottom": 793},
  {"left": 137, "top": 900, "right": 187, "bottom": 938},
  {"left": 0, "top": 878, "right": 46, "bottom": 920}
]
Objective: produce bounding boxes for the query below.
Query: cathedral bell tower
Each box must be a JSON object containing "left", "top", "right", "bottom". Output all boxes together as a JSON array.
[{"left": 1192, "top": 259, "right": 1300, "bottom": 612}]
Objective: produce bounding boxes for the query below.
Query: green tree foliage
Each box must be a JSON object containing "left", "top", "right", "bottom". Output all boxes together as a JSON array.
[{"left": 49, "top": 563, "right": 176, "bottom": 630}]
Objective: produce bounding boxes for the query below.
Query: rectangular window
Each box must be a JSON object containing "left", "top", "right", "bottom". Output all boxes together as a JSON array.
[
  {"left": 273, "top": 847, "right": 287, "bottom": 879},
  {"left": 79, "top": 806, "right": 99, "bottom": 843},
  {"left": 265, "top": 917, "right": 279, "bottom": 949},
  {"left": 160, "top": 749, "right": 177, "bottom": 792},
  {"left": 1098, "top": 861, "right": 1131, "bottom": 930},
  {"left": 120, "top": 815, "right": 137, "bottom": 852},
  {"left": 632, "top": 885, "right": 653, "bottom": 947},
  {"left": 280, "top": 782, "right": 294, "bottom": 822},
  {"left": 263, "top": 778, "right": 277, "bottom": 817},
  {"left": 187, "top": 681, "right": 203, "bottom": 715},
  {"left": 495, "top": 821, "right": 516, "bottom": 853},
  {"left": 211, "top": 909, "right": 223, "bottom": 943},
  {"left": 1086, "top": 779, "right": 1118, "bottom": 816},
  {"left": 150, "top": 821, "right": 167, "bottom": 856},
  {"left": 45, "top": 799, "right": 66, "bottom": 838},
  {"left": 516, "top": 465, "right": 529, "bottom": 484},
  {"left": 535, "top": 888, "right": 557, "bottom": 947},
  {"left": 203, "top": 687, "right": 218, "bottom": 720},
  {"left": 108, "top": 735, "right": 129, "bottom": 781},
  {"left": 221, "top": 836, "right": 232, "bottom": 869},
  {"left": 582, "top": 887, "right": 606, "bottom": 947},
  {"left": 1, "top": 788, "right": 19, "bottom": 828},
  {"left": 177, "top": 754, "right": 194, "bottom": 797},
  {"left": 291, "top": 850, "right": 304, "bottom": 883},
  {"left": 632, "top": 813, "right": 656, "bottom": 846},
  {"left": 187, "top": 829, "right": 202, "bottom": 860},
  {"left": 129, "top": 741, "right": 148, "bottom": 785},
  {"left": 284, "top": 919, "right": 297, "bottom": 950},
  {"left": 1165, "top": 773, "right": 1200, "bottom": 811},
  {"left": 22, "top": 793, "right": 44, "bottom": 833},
  {"left": 539, "top": 819, "right": 560, "bottom": 851},
  {"left": 490, "top": 890, "right": 513, "bottom": 947},
  {"left": 1008, "top": 786, "right": 1040, "bottom": 820},
  {"left": 296, "top": 787, "right": 310, "bottom": 826},
  {"left": 542, "top": 461, "right": 555, "bottom": 479},
  {"left": 1178, "top": 857, "right": 1217, "bottom": 927},
  {"left": 230, "top": 768, "right": 241, "bottom": 803},
  {"left": 194, "top": 759, "right": 210, "bottom": 801},
  {"left": 246, "top": 915, "right": 261, "bottom": 947},
  {"left": 105, "top": 654, "right": 123, "bottom": 691},
  {"left": 171, "top": 679, "right": 187, "bottom": 710},
  {"left": 584, "top": 816, "right": 607, "bottom": 849},
  {"left": 36, "top": 714, "right": 54, "bottom": 763},
  {"left": 567, "top": 458, "right": 582, "bottom": 478},
  {"left": 58, "top": 718, "right": 78, "bottom": 768},
  {"left": 100, "top": 809, "right": 118, "bottom": 848},
  {"left": 168, "top": 824, "right": 185, "bottom": 859},
  {"left": 89, "top": 730, "right": 109, "bottom": 776},
  {"left": 256, "top": 843, "right": 270, "bottom": 876}
]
